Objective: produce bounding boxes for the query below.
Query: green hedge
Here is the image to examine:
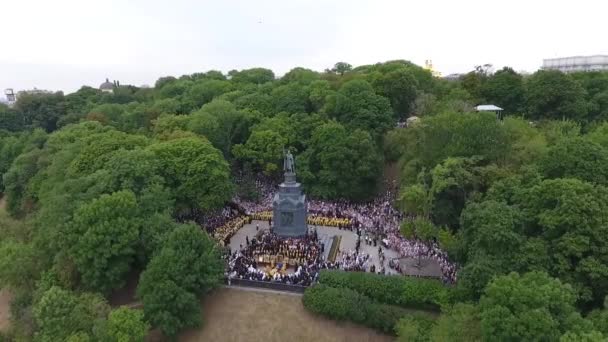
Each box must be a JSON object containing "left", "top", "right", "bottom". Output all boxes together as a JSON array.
[
  {"left": 302, "top": 284, "right": 408, "bottom": 334},
  {"left": 319, "top": 270, "right": 450, "bottom": 310}
]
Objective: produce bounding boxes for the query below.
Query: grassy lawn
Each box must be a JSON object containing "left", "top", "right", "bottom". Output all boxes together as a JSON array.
[{"left": 172, "top": 287, "right": 393, "bottom": 342}]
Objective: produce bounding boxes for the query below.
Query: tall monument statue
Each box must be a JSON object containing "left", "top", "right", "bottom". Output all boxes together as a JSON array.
[
  {"left": 273, "top": 149, "right": 308, "bottom": 237},
  {"left": 284, "top": 149, "right": 295, "bottom": 173}
]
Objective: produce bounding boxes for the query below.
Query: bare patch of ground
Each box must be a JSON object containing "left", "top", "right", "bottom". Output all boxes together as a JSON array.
[
  {"left": 0, "top": 289, "right": 12, "bottom": 332},
  {"left": 0, "top": 196, "right": 12, "bottom": 333},
  {"left": 175, "top": 287, "right": 393, "bottom": 342}
]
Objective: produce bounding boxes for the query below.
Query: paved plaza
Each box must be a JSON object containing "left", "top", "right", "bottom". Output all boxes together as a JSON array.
[{"left": 228, "top": 220, "right": 442, "bottom": 278}]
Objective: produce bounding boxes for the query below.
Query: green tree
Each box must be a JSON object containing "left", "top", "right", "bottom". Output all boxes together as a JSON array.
[
  {"left": 539, "top": 137, "right": 608, "bottom": 185},
  {"left": 229, "top": 68, "right": 275, "bottom": 84},
  {"left": 399, "top": 183, "right": 432, "bottom": 216},
  {"left": 0, "top": 241, "right": 40, "bottom": 291},
  {"left": 148, "top": 137, "right": 233, "bottom": 211},
  {"left": 68, "top": 190, "right": 140, "bottom": 292},
  {"left": 560, "top": 331, "right": 606, "bottom": 342},
  {"left": 372, "top": 68, "right": 418, "bottom": 118},
  {"left": 481, "top": 67, "right": 524, "bottom": 114},
  {"left": 400, "top": 217, "right": 439, "bottom": 267},
  {"left": 3, "top": 147, "right": 45, "bottom": 216},
  {"left": 298, "top": 121, "right": 382, "bottom": 200},
  {"left": 184, "top": 79, "right": 233, "bottom": 110},
  {"left": 0, "top": 104, "right": 25, "bottom": 131},
  {"left": 138, "top": 278, "right": 200, "bottom": 338},
  {"left": 33, "top": 286, "right": 109, "bottom": 342},
  {"left": 395, "top": 314, "right": 435, "bottom": 342},
  {"left": 232, "top": 129, "right": 288, "bottom": 175},
  {"left": 330, "top": 62, "right": 352, "bottom": 75},
  {"left": 480, "top": 271, "right": 587, "bottom": 341},
  {"left": 526, "top": 70, "right": 588, "bottom": 121},
  {"left": 15, "top": 91, "right": 67, "bottom": 132},
  {"left": 308, "top": 80, "right": 334, "bottom": 112},
  {"left": 188, "top": 100, "right": 259, "bottom": 157},
  {"left": 324, "top": 79, "right": 393, "bottom": 139},
  {"left": 281, "top": 67, "right": 319, "bottom": 84},
  {"left": 105, "top": 307, "right": 149, "bottom": 342},
  {"left": 459, "top": 200, "right": 523, "bottom": 262},
  {"left": 587, "top": 296, "right": 608, "bottom": 335},
  {"left": 137, "top": 225, "right": 222, "bottom": 337},
  {"left": 270, "top": 83, "right": 311, "bottom": 113},
  {"left": 430, "top": 303, "right": 482, "bottom": 342},
  {"left": 523, "top": 178, "right": 608, "bottom": 306}
]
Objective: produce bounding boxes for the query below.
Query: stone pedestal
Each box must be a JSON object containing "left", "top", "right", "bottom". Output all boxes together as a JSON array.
[{"left": 272, "top": 172, "right": 308, "bottom": 237}]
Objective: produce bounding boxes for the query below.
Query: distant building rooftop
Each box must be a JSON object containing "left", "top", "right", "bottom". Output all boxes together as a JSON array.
[
  {"left": 475, "top": 105, "right": 503, "bottom": 112},
  {"left": 543, "top": 55, "right": 608, "bottom": 73},
  {"left": 100, "top": 78, "right": 114, "bottom": 91}
]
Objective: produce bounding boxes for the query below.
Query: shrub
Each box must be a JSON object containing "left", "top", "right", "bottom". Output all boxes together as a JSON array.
[
  {"left": 319, "top": 270, "right": 450, "bottom": 310},
  {"left": 302, "top": 284, "right": 409, "bottom": 334}
]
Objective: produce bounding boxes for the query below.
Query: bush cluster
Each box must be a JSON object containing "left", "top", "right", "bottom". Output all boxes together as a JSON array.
[
  {"left": 319, "top": 270, "right": 450, "bottom": 310},
  {"left": 302, "top": 284, "right": 408, "bottom": 334}
]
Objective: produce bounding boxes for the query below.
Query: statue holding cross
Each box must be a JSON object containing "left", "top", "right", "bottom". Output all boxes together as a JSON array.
[{"left": 284, "top": 149, "right": 295, "bottom": 174}]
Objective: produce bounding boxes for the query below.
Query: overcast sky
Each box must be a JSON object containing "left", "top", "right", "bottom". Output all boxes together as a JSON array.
[{"left": 1, "top": 0, "right": 606, "bottom": 96}]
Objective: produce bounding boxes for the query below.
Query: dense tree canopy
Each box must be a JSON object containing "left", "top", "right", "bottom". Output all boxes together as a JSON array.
[
  {"left": 298, "top": 121, "right": 382, "bottom": 201},
  {"left": 480, "top": 272, "right": 590, "bottom": 341},
  {"left": 2, "top": 61, "right": 608, "bottom": 340}
]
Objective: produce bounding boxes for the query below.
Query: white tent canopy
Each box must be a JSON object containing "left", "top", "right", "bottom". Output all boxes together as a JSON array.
[{"left": 475, "top": 104, "right": 503, "bottom": 111}]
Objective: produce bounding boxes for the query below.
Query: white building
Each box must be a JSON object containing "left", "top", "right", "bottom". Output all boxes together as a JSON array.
[
  {"left": 476, "top": 104, "right": 504, "bottom": 120},
  {"left": 4, "top": 88, "right": 16, "bottom": 107},
  {"left": 542, "top": 55, "right": 608, "bottom": 73},
  {"left": 100, "top": 78, "right": 115, "bottom": 93}
]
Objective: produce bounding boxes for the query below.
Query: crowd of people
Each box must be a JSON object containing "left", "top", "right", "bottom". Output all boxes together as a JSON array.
[
  {"left": 336, "top": 250, "right": 371, "bottom": 272},
  {"left": 243, "top": 231, "right": 322, "bottom": 266},
  {"left": 227, "top": 253, "right": 320, "bottom": 286},
  {"left": 194, "top": 177, "right": 458, "bottom": 284},
  {"left": 226, "top": 231, "right": 323, "bottom": 286},
  {"left": 214, "top": 216, "right": 251, "bottom": 246}
]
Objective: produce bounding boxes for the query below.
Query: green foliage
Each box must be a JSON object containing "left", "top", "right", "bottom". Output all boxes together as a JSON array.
[
  {"left": 400, "top": 217, "right": 438, "bottom": 243},
  {"left": 480, "top": 67, "right": 525, "bottom": 114},
  {"left": 105, "top": 307, "right": 150, "bottom": 342},
  {"left": 187, "top": 100, "right": 258, "bottom": 157},
  {"left": 0, "top": 104, "right": 25, "bottom": 132},
  {"left": 148, "top": 137, "right": 233, "bottom": 210},
  {"left": 15, "top": 91, "right": 67, "bottom": 132},
  {"left": 459, "top": 200, "right": 523, "bottom": 262},
  {"left": 526, "top": 70, "right": 588, "bottom": 121},
  {"left": 302, "top": 284, "right": 409, "bottom": 334},
  {"left": 560, "top": 330, "right": 606, "bottom": 342},
  {"left": 5, "top": 61, "right": 608, "bottom": 341},
  {"left": 0, "top": 240, "right": 40, "bottom": 291},
  {"left": 271, "top": 83, "right": 311, "bottom": 113},
  {"left": 372, "top": 68, "right": 418, "bottom": 118},
  {"left": 539, "top": 137, "right": 608, "bottom": 185},
  {"left": 298, "top": 121, "right": 382, "bottom": 201},
  {"left": 325, "top": 79, "right": 393, "bottom": 139},
  {"left": 480, "top": 272, "right": 587, "bottom": 341},
  {"left": 429, "top": 303, "right": 482, "bottom": 342},
  {"left": 522, "top": 178, "right": 608, "bottom": 306},
  {"left": 69, "top": 130, "right": 149, "bottom": 176},
  {"left": 398, "top": 112, "right": 510, "bottom": 172},
  {"left": 33, "top": 286, "right": 109, "bottom": 342},
  {"left": 399, "top": 184, "right": 431, "bottom": 216},
  {"left": 232, "top": 129, "right": 287, "bottom": 175},
  {"left": 395, "top": 314, "right": 436, "bottom": 342},
  {"left": 229, "top": 68, "right": 275, "bottom": 84},
  {"left": 329, "top": 62, "right": 353, "bottom": 75},
  {"left": 137, "top": 225, "right": 223, "bottom": 337},
  {"left": 319, "top": 270, "right": 450, "bottom": 310},
  {"left": 68, "top": 190, "right": 140, "bottom": 293}
]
